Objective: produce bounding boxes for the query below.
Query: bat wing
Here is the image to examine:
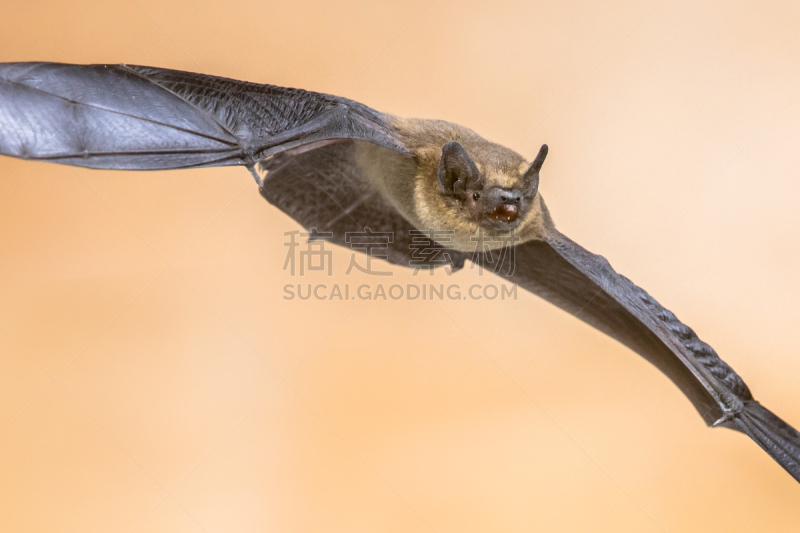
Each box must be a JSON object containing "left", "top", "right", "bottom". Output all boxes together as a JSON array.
[
  {"left": 0, "top": 61, "right": 459, "bottom": 267},
  {"left": 0, "top": 62, "right": 407, "bottom": 171},
  {"left": 257, "top": 138, "right": 467, "bottom": 269},
  {"left": 488, "top": 230, "right": 800, "bottom": 482}
]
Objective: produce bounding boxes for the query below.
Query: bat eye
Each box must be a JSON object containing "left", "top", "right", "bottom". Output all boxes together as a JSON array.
[{"left": 472, "top": 193, "right": 480, "bottom": 201}]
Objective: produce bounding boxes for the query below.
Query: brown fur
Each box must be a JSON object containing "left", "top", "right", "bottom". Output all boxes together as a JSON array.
[{"left": 384, "top": 115, "right": 553, "bottom": 251}]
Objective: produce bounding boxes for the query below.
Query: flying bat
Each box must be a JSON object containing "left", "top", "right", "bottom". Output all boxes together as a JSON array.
[{"left": 0, "top": 61, "right": 798, "bottom": 483}]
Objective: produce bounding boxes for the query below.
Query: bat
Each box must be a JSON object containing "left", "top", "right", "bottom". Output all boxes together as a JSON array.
[{"left": 1, "top": 61, "right": 798, "bottom": 483}]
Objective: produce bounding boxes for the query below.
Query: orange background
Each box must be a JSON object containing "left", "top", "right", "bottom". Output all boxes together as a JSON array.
[{"left": 1, "top": 0, "right": 800, "bottom": 531}]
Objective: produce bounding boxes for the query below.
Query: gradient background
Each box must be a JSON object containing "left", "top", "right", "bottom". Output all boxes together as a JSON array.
[{"left": 1, "top": 0, "right": 800, "bottom": 531}]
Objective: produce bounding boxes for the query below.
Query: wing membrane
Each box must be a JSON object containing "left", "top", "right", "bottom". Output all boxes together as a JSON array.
[{"left": 0, "top": 62, "right": 406, "bottom": 170}]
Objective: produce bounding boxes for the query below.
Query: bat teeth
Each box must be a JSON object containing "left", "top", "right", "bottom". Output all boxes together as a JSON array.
[{"left": 486, "top": 204, "right": 518, "bottom": 223}]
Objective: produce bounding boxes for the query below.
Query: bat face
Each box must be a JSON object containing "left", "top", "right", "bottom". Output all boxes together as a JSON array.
[{"left": 430, "top": 140, "right": 548, "bottom": 250}]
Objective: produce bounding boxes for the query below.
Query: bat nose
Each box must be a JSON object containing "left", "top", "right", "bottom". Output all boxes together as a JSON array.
[{"left": 500, "top": 191, "right": 521, "bottom": 204}]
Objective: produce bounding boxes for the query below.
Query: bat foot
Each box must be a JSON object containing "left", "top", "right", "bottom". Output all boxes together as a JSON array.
[{"left": 448, "top": 253, "right": 465, "bottom": 272}]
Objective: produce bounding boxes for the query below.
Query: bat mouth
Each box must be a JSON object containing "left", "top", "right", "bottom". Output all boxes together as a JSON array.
[{"left": 486, "top": 204, "right": 518, "bottom": 223}]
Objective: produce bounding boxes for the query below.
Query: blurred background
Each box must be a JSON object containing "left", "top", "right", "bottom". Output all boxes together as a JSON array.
[{"left": 1, "top": 0, "right": 800, "bottom": 531}]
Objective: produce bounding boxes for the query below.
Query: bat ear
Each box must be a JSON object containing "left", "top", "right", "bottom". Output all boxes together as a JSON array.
[
  {"left": 526, "top": 144, "right": 548, "bottom": 175},
  {"left": 437, "top": 141, "right": 483, "bottom": 197},
  {"left": 522, "top": 144, "right": 548, "bottom": 197}
]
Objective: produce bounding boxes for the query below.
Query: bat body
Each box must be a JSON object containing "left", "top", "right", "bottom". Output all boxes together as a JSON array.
[{"left": 1, "top": 62, "right": 798, "bottom": 483}]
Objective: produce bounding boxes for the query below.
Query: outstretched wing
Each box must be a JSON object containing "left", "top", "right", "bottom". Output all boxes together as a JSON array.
[
  {"left": 0, "top": 62, "right": 407, "bottom": 171},
  {"left": 0, "top": 61, "right": 458, "bottom": 268},
  {"left": 488, "top": 231, "right": 800, "bottom": 482}
]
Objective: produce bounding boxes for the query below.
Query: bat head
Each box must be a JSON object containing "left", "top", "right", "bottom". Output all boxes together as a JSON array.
[{"left": 436, "top": 141, "right": 547, "bottom": 230}]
